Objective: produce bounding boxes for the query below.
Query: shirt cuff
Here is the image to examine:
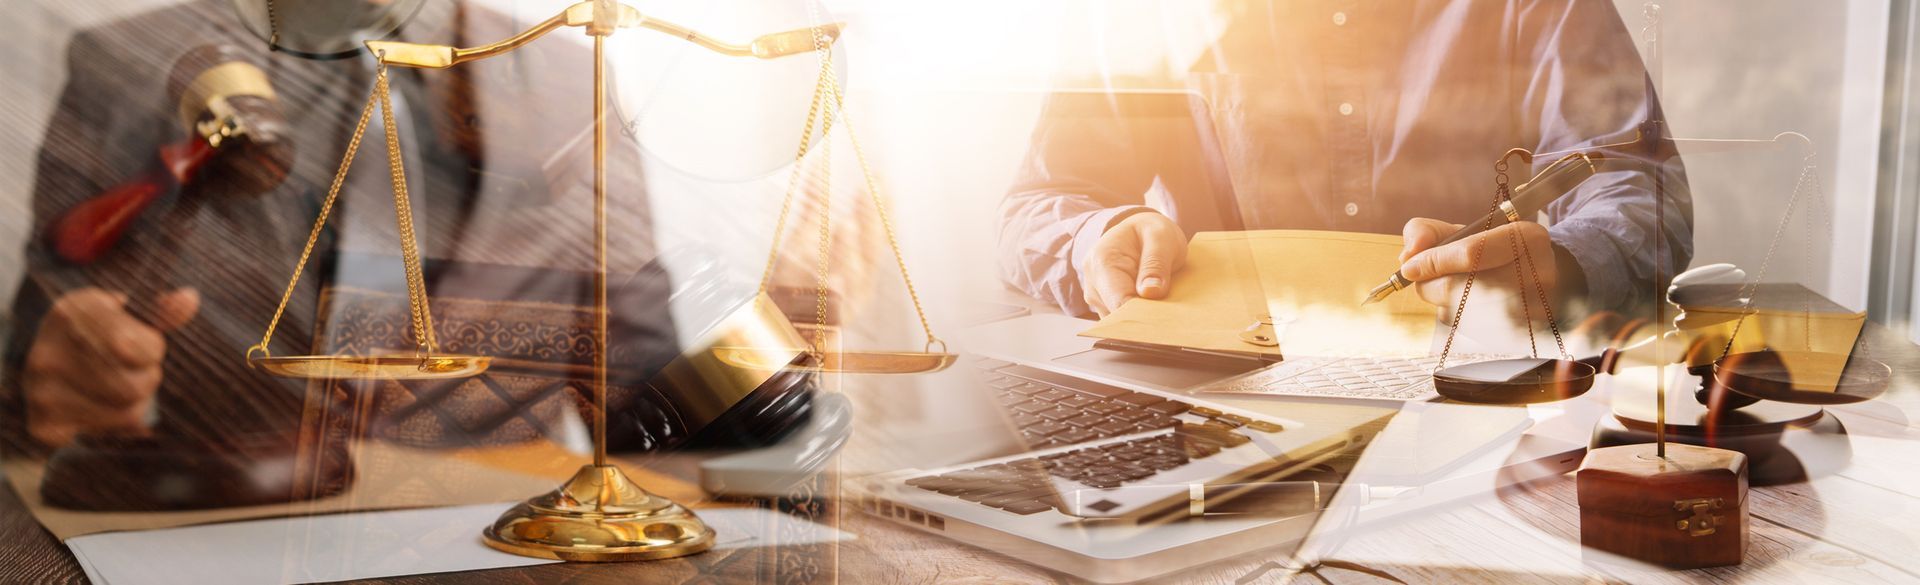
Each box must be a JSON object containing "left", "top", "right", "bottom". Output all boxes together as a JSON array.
[
  {"left": 1067, "top": 205, "right": 1155, "bottom": 279},
  {"left": 1547, "top": 220, "right": 1629, "bottom": 310}
]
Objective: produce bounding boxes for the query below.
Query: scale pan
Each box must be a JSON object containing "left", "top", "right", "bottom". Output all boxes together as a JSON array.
[
  {"left": 712, "top": 347, "right": 955, "bottom": 375},
  {"left": 250, "top": 354, "right": 491, "bottom": 380},
  {"left": 1712, "top": 350, "right": 1889, "bottom": 405},
  {"left": 1433, "top": 357, "right": 1597, "bottom": 405}
]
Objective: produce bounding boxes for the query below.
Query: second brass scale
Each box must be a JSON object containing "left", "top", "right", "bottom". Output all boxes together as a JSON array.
[{"left": 243, "top": 0, "right": 952, "bottom": 561}]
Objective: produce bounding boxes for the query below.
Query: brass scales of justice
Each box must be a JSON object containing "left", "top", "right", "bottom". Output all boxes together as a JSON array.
[{"left": 241, "top": 0, "right": 954, "bottom": 562}]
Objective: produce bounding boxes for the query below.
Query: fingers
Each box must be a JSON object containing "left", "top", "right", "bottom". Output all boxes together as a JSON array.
[
  {"left": 1400, "top": 218, "right": 1464, "bottom": 263},
  {"left": 1085, "top": 259, "right": 1137, "bottom": 317},
  {"left": 1081, "top": 232, "right": 1127, "bottom": 317},
  {"left": 1399, "top": 222, "right": 1541, "bottom": 283},
  {"left": 1401, "top": 222, "right": 1561, "bottom": 310},
  {"left": 50, "top": 288, "right": 163, "bottom": 368},
  {"left": 149, "top": 287, "right": 201, "bottom": 332},
  {"left": 1084, "top": 225, "right": 1141, "bottom": 317},
  {"left": 1080, "top": 212, "right": 1185, "bottom": 316},
  {"left": 23, "top": 375, "right": 152, "bottom": 449},
  {"left": 1132, "top": 218, "right": 1185, "bottom": 300},
  {"left": 23, "top": 288, "right": 170, "bottom": 447},
  {"left": 1415, "top": 275, "right": 1458, "bottom": 307}
]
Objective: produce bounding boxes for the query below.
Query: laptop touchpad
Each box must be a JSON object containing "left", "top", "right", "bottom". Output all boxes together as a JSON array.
[{"left": 1051, "top": 348, "right": 1260, "bottom": 392}]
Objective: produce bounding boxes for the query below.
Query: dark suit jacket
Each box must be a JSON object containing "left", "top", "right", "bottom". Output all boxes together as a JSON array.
[{"left": 0, "top": 0, "right": 715, "bottom": 457}]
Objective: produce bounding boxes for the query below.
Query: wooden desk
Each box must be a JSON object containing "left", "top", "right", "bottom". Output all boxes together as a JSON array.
[{"left": 3, "top": 304, "right": 1917, "bottom": 583}]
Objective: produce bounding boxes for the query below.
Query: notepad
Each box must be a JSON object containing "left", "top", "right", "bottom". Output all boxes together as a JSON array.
[{"left": 1081, "top": 230, "right": 1438, "bottom": 358}]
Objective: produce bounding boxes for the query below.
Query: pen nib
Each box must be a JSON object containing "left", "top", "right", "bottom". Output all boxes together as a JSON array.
[{"left": 1360, "top": 283, "right": 1392, "bottom": 306}]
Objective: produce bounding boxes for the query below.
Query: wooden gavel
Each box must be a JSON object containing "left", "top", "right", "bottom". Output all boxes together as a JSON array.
[{"left": 49, "top": 44, "right": 292, "bottom": 265}]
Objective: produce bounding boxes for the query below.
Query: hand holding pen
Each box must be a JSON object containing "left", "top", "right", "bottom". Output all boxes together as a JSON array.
[{"left": 1363, "top": 153, "right": 1605, "bottom": 306}]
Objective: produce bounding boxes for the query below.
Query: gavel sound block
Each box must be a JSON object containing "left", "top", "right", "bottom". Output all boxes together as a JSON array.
[{"left": 1577, "top": 443, "right": 1748, "bottom": 569}]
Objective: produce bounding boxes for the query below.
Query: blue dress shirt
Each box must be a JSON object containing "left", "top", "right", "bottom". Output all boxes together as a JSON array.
[{"left": 1000, "top": 0, "right": 1693, "bottom": 317}]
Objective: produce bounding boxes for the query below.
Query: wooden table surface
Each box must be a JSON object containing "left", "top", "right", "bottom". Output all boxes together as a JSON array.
[{"left": 4, "top": 303, "right": 1918, "bottom": 584}]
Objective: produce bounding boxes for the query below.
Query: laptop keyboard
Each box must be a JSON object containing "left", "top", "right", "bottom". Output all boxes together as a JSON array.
[
  {"left": 905, "top": 421, "right": 1269, "bottom": 514},
  {"left": 985, "top": 363, "right": 1281, "bottom": 449},
  {"left": 1195, "top": 354, "right": 1504, "bottom": 400},
  {"left": 902, "top": 361, "right": 1284, "bottom": 515}
]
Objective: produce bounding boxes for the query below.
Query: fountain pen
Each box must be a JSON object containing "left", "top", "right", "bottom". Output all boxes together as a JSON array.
[{"left": 1361, "top": 152, "right": 1605, "bottom": 305}]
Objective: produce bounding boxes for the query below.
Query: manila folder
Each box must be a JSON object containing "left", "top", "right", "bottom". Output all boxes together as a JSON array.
[{"left": 1080, "top": 230, "right": 1437, "bottom": 358}]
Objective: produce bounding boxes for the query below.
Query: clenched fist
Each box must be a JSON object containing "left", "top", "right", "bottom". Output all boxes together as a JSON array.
[{"left": 22, "top": 287, "right": 199, "bottom": 449}]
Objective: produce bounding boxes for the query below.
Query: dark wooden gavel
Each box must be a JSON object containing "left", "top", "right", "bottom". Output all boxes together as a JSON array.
[{"left": 49, "top": 44, "right": 293, "bottom": 265}]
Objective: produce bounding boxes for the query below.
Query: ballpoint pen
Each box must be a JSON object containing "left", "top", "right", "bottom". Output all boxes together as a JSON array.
[{"left": 1361, "top": 152, "right": 1606, "bottom": 305}]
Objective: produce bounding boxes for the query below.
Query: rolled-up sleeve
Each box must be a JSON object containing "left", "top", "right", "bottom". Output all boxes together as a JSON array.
[
  {"left": 1519, "top": 0, "right": 1693, "bottom": 311},
  {"left": 999, "top": 96, "right": 1164, "bottom": 316}
]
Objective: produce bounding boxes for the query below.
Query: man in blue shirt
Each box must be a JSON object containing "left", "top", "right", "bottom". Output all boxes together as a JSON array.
[{"left": 1000, "top": 0, "right": 1692, "bottom": 318}]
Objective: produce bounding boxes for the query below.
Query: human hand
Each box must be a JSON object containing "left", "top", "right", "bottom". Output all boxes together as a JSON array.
[
  {"left": 22, "top": 287, "right": 200, "bottom": 449},
  {"left": 1398, "top": 218, "right": 1560, "bottom": 308},
  {"left": 1081, "top": 212, "right": 1186, "bottom": 317}
]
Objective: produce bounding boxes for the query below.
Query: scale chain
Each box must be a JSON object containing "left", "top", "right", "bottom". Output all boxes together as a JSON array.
[
  {"left": 757, "top": 6, "right": 947, "bottom": 357},
  {"left": 1436, "top": 162, "right": 1502, "bottom": 371},
  {"left": 249, "top": 63, "right": 386, "bottom": 359},
  {"left": 830, "top": 71, "right": 942, "bottom": 351},
  {"left": 374, "top": 62, "right": 439, "bottom": 354},
  {"left": 813, "top": 85, "right": 837, "bottom": 352},
  {"left": 802, "top": 3, "right": 943, "bottom": 350},
  {"left": 1435, "top": 152, "right": 1570, "bottom": 369},
  {"left": 1510, "top": 171, "right": 1568, "bottom": 360},
  {"left": 248, "top": 60, "right": 439, "bottom": 361},
  {"left": 1507, "top": 216, "right": 1540, "bottom": 359},
  {"left": 1719, "top": 156, "right": 1823, "bottom": 362},
  {"left": 758, "top": 42, "right": 836, "bottom": 296}
]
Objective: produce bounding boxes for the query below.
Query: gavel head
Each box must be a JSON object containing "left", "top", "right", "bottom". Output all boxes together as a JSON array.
[{"left": 166, "top": 44, "right": 293, "bottom": 196}]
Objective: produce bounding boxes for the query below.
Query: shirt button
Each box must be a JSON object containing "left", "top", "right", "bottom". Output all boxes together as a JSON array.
[
  {"left": 1344, "top": 202, "right": 1359, "bottom": 216},
  {"left": 1332, "top": 12, "right": 1348, "bottom": 26},
  {"left": 1338, "top": 102, "right": 1354, "bottom": 116}
]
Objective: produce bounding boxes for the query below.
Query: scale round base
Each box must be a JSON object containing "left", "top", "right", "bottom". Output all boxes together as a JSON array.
[
  {"left": 482, "top": 464, "right": 715, "bottom": 562},
  {"left": 250, "top": 354, "right": 491, "bottom": 380}
]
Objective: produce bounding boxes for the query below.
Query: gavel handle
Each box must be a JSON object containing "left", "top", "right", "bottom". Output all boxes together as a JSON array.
[{"left": 49, "top": 138, "right": 216, "bottom": 265}]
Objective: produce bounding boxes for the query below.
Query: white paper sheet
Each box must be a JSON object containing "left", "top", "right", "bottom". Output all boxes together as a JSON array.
[{"left": 66, "top": 504, "right": 852, "bottom": 585}]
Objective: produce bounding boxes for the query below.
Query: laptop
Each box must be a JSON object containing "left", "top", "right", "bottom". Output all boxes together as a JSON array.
[
  {"left": 846, "top": 314, "right": 1579, "bottom": 582},
  {"left": 959, "top": 314, "right": 1563, "bottom": 489},
  {"left": 846, "top": 353, "right": 1387, "bottom": 584}
]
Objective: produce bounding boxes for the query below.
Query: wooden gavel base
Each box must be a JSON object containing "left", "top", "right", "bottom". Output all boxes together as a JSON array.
[{"left": 39, "top": 430, "right": 354, "bottom": 512}]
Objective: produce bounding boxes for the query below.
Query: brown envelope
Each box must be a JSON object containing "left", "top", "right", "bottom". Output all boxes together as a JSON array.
[{"left": 1081, "top": 230, "right": 1438, "bottom": 358}]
